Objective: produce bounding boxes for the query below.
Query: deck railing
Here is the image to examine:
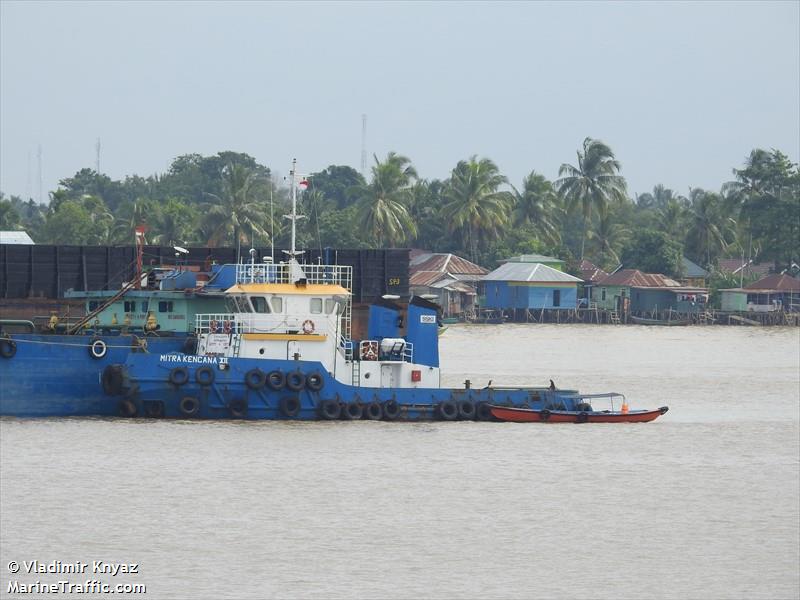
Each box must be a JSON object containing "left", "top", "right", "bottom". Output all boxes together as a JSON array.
[
  {"left": 195, "top": 313, "right": 334, "bottom": 336},
  {"left": 235, "top": 262, "right": 352, "bottom": 290}
]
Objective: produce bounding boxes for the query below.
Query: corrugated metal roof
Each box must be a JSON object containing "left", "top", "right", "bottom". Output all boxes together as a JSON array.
[
  {"left": 598, "top": 269, "right": 680, "bottom": 287},
  {"left": 410, "top": 252, "right": 488, "bottom": 275},
  {"left": 410, "top": 270, "right": 449, "bottom": 287},
  {"left": 579, "top": 260, "right": 608, "bottom": 283},
  {"left": 682, "top": 257, "right": 709, "bottom": 278},
  {"left": 483, "top": 262, "right": 582, "bottom": 283},
  {"left": 500, "top": 254, "right": 564, "bottom": 264},
  {"left": 744, "top": 273, "right": 800, "bottom": 291},
  {"left": 0, "top": 231, "right": 34, "bottom": 245},
  {"left": 717, "top": 259, "right": 772, "bottom": 278}
]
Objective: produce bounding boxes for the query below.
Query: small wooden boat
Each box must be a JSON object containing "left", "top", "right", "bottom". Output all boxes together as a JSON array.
[
  {"left": 489, "top": 404, "right": 669, "bottom": 423},
  {"left": 630, "top": 315, "right": 690, "bottom": 326}
]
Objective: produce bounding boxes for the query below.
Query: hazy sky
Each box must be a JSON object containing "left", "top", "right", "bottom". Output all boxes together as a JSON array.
[{"left": 1, "top": 1, "right": 798, "bottom": 202}]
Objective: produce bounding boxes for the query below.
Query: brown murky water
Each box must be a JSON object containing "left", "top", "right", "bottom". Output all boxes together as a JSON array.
[{"left": 1, "top": 325, "right": 798, "bottom": 599}]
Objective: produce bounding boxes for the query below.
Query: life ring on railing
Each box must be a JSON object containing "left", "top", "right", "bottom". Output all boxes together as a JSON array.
[
  {"left": 360, "top": 341, "right": 379, "bottom": 361},
  {"left": 222, "top": 320, "right": 232, "bottom": 334},
  {"left": 209, "top": 319, "right": 219, "bottom": 333},
  {"left": 302, "top": 319, "right": 315, "bottom": 334}
]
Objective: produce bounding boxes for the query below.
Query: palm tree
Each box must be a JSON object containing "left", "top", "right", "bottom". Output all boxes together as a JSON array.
[
  {"left": 203, "top": 163, "right": 271, "bottom": 252},
  {"left": 355, "top": 152, "right": 418, "bottom": 247},
  {"left": 510, "top": 171, "right": 561, "bottom": 247},
  {"left": 685, "top": 188, "right": 735, "bottom": 267},
  {"left": 657, "top": 197, "right": 689, "bottom": 241},
  {"left": 555, "top": 137, "right": 628, "bottom": 259},
  {"left": 440, "top": 156, "right": 511, "bottom": 262},
  {"left": 587, "top": 208, "right": 629, "bottom": 268}
]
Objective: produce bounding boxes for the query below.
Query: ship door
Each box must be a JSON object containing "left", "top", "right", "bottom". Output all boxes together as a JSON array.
[
  {"left": 380, "top": 364, "right": 395, "bottom": 387},
  {"left": 287, "top": 340, "right": 302, "bottom": 360}
]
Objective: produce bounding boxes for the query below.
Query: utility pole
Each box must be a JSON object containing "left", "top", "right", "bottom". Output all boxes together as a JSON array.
[
  {"left": 36, "top": 144, "right": 43, "bottom": 204},
  {"left": 361, "top": 114, "right": 367, "bottom": 176},
  {"left": 95, "top": 138, "right": 101, "bottom": 173}
]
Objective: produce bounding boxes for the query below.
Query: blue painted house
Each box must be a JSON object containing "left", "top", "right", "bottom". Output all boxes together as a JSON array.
[{"left": 483, "top": 262, "right": 582, "bottom": 310}]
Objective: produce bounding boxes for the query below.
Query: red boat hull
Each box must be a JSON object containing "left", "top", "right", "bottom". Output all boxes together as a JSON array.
[{"left": 489, "top": 405, "right": 669, "bottom": 423}]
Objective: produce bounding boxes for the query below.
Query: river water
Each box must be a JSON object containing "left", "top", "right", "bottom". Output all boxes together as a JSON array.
[{"left": 1, "top": 325, "right": 798, "bottom": 599}]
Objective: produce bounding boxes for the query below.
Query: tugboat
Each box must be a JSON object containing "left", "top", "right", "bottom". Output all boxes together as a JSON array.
[{"left": 104, "top": 160, "right": 669, "bottom": 422}]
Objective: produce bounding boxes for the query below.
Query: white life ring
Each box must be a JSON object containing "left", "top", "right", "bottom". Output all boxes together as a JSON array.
[
  {"left": 223, "top": 320, "right": 233, "bottom": 334},
  {"left": 302, "top": 319, "right": 315, "bottom": 334},
  {"left": 209, "top": 319, "right": 219, "bottom": 333},
  {"left": 89, "top": 338, "right": 108, "bottom": 359}
]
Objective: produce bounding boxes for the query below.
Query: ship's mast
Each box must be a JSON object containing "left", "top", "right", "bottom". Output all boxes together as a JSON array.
[{"left": 284, "top": 158, "right": 306, "bottom": 282}]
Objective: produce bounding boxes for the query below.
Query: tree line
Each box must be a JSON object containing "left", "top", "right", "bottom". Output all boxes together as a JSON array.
[{"left": 1, "top": 141, "right": 798, "bottom": 282}]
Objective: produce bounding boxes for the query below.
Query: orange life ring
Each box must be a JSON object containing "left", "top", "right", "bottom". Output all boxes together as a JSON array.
[
  {"left": 302, "top": 319, "right": 315, "bottom": 334},
  {"left": 209, "top": 319, "right": 219, "bottom": 333},
  {"left": 360, "top": 341, "right": 378, "bottom": 361},
  {"left": 223, "top": 320, "right": 232, "bottom": 334}
]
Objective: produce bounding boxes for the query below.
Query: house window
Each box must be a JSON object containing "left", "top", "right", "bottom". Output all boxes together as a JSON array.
[
  {"left": 553, "top": 289, "right": 561, "bottom": 307},
  {"left": 124, "top": 301, "right": 136, "bottom": 313},
  {"left": 158, "top": 301, "right": 173, "bottom": 313},
  {"left": 310, "top": 298, "right": 323, "bottom": 314},
  {"left": 601, "top": 289, "right": 607, "bottom": 301},
  {"left": 251, "top": 297, "right": 271, "bottom": 313}
]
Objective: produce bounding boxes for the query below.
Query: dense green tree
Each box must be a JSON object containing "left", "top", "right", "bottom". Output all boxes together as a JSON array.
[
  {"left": 149, "top": 199, "right": 197, "bottom": 246},
  {"left": 202, "top": 163, "right": 271, "bottom": 251},
  {"left": 510, "top": 171, "right": 561, "bottom": 246},
  {"left": 308, "top": 165, "right": 365, "bottom": 210},
  {"left": 555, "top": 137, "right": 628, "bottom": 259},
  {"left": 0, "top": 198, "right": 21, "bottom": 230},
  {"left": 620, "top": 229, "right": 684, "bottom": 278},
  {"left": 355, "top": 153, "right": 418, "bottom": 247},
  {"left": 41, "top": 201, "right": 95, "bottom": 244},
  {"left": 440, "top": 156, "right": 511, "bottom": 262},
  {"left": 723, "top": 149, "right": 799, "bottom": 268},
  {"left": 685, "top": 188, "right": 735, "bottom": 267}
]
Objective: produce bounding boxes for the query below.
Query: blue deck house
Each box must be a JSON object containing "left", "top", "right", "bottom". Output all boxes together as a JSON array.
[{"left": 482, "top": 262, "right": 582, "bottom": 317}]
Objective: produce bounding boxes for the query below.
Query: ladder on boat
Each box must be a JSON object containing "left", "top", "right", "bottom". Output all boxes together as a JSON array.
[
  {"left": 609, "top": 311, "right": 621, "bottom": 324},
  {"left": 351, "top": 359, "right": 361, "bottom": 387}
]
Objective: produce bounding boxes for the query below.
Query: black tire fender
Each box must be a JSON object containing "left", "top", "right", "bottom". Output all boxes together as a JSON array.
[
  {"left": 266, "top": 370, "right": 286, "bottom": 391},
  {"left": 245, "top": 369, "right": 267, "bottom": 390},
  {"left": 0, "top": 338, "right": 16, "bottom": 359},
  {"left": 364, "top": 401, "right": 383, "bottom": 420},
  {"left": 382, "top": 399, "right": 401, "bottom": 421},
  {"left": 229, "top": 398, "right": 247, "bottom": 418},
  {"left": 438, "top": 400, "right": 458, "bottom": 421},
  {"left": 168, "top": 367, "right": 189, "bottom": 386},
  {"left": 319, "top": 399, "right": 341, "bottom": 420},
  {"left": 306, "top": 371, "right": 324, "bottom": 392},
  {"left": 195, "top": 365, "right": 215, "bottom": 386},
  {"left": 286, "top": 371, "right": 306, "bottom": 392},
  {"left": 118, "top": 399, "right": 137, "bottom": 418},
  {"left": 179, "top": 396, "right": 200, "bottom": 417},
  {"left": 279, "top": 396, "right": 300, "bottom": 417},
  {"left": 341, "top": 402, "right": 363, "bottom": 420}
]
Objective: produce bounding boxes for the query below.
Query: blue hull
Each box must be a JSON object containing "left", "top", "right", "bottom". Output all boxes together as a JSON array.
[
  {"left": 0, "top": 334, "right": 187, "bottom": 416},
  {"left": 112, "top": 353, "right": 579, "bottom": 421}
]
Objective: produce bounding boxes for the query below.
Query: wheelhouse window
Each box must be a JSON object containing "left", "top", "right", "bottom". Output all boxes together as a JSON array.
[
  {"left": 310, "top": 298, "right": 323, "bottom": 314},
  {"left": 251, "top": 297, "right": 271, "bottom": 313},
  {"left": 272, "top": 297, "right": 283, "bottom": 313},
  {"left": 88, "top": 301, "right": 100, "bottom": 311},
  {"left": 141, "top": 301, "right": 149, "bottom": 313},
  {"left": 124, "top": 301, "right": 136, "bottom": 313},
  {"left": 158, "top": 301, "right": 173, "bottom": 313}
]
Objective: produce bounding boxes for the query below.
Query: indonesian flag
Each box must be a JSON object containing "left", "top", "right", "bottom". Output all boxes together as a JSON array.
[{"left": 298, "top": 178, "right": 309, "bottom": 191}]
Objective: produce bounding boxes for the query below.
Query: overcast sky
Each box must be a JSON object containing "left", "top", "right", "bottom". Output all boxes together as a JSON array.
[{"left": 1, "top": 1, "right": 798, "bottom": 203}]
